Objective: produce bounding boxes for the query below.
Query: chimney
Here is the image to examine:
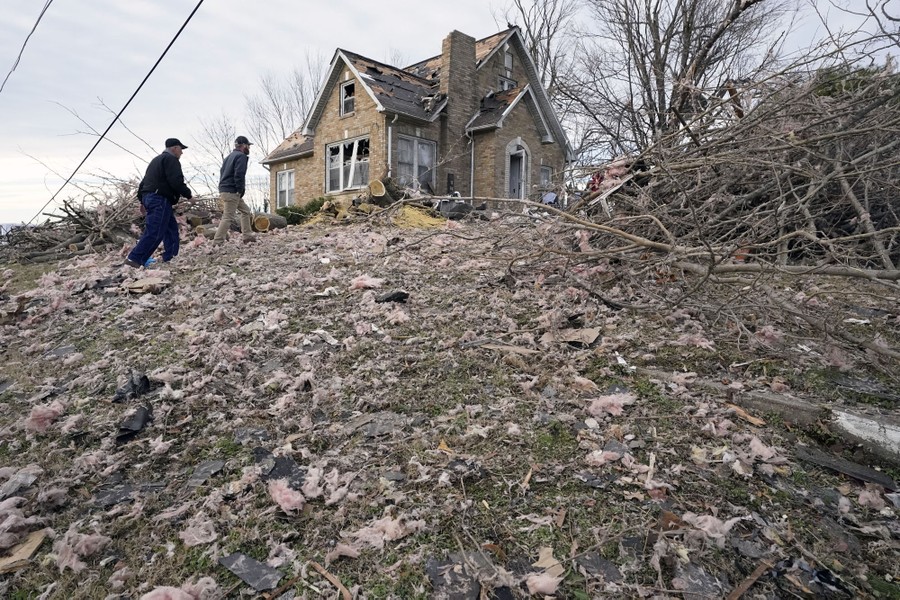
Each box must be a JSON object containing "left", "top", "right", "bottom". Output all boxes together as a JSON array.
[{"left": 439, "top": 31, "right": 477, "bottom": 195}]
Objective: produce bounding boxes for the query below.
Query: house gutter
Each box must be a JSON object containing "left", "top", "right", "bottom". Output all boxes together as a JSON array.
[
  {"left": 467, "top": 131, "right": 474, "bottom": 199},
  {"left": 388, "top": 113, "right": 399, "bottom": 177}
]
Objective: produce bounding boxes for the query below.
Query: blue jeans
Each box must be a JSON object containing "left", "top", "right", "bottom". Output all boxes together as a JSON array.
[{"left": 127, "top": 193, "right": 179, "bottom": 263}]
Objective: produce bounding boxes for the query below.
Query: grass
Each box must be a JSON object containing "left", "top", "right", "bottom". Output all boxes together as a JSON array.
[
  {"left": 1, "top": 262, "right": 57, "bottom": 295},
  {"left": 3, "top": 229, "right": 898, "bottom": 598}
]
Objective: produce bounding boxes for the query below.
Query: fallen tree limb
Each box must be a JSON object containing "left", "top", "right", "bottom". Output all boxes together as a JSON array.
[{"left": 673, "top": 261, "right": 900, "bottom": 282}]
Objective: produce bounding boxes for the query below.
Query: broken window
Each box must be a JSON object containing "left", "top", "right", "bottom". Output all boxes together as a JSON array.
[
  {"left": 340, "top": 81, "right": 355, "bottom": 115},
  {"left": 397, "top": 135, "right": 436, "bottom": 189},
  {"left": 326, "top": 137, "right": 369, "bottom": 192},
  {"left": 499, "top": 76, "right": 517, "bottom": 91},
  {"left": 276, "top": 169, "right": 294, "bottom": 208}
]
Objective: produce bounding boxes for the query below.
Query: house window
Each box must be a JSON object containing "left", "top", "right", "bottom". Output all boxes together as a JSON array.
[
  {"left": 276, "top": 169, "right": 294, "bottom": 208},
  {"left": 397, "top": 135, "right": 436, "bottom": 189},
  {"left": 504, "top": 49, "right": 514, "bottom": 76},
  {"left": 340, "top": 81, "right": 355, "bottom": 115},
  {"left": 540, "top": 166, "right": 553, "bottom": 186},
  {"left": 326, "top": 137, "right": 369, "bottom": 192},
  {"left": 499, "top": 76, "right": 517, "bottom": 91}
]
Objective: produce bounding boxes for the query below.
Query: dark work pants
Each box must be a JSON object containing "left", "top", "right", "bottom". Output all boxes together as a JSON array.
[{"left": 127, "top": 193, "right": 179, "bottom": 264}]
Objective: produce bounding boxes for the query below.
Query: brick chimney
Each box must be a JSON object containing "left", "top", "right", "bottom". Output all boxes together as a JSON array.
[{"left": 439, "top": 31, "right": 477, "bottom": 195}]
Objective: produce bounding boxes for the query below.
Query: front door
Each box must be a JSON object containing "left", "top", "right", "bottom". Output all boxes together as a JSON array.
[{"left": 509, "top": 153, "right": 524, "bottom": 198}]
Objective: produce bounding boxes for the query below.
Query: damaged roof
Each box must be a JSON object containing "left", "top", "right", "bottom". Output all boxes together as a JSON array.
[
  {"left": 261, "top": 130, "right": 314, "bottom": 165},
  {"left": 466, "top": 86, "right": 525, "bottom": 131},
  {"left": 340, "top": 50, "right": 444, "bottom": 122},
  {"left": 466, "top": 84, "right": 553, "bottom": 141},
  {"left": 265, "top": 25, "right": 572, "bottom": 165},
  {"left": 405, "top": 28, "right": 514, "bottom": 81}
]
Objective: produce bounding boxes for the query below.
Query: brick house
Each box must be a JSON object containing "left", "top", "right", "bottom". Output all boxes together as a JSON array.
[{"left": 262, "top": 26, "right": 573, "bottom": 211}]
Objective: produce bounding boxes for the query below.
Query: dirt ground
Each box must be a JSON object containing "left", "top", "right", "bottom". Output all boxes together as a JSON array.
[{"left": 0, "top": 212, "right": 898, "bottom": 599}]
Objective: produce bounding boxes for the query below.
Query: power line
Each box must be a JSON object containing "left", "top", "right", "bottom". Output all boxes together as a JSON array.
[
  {"left": 0, "top": 0, "right": 55, "bottom": 94},
  {"left": 26, "top": 0, "right": 206, "bottom": 225}
]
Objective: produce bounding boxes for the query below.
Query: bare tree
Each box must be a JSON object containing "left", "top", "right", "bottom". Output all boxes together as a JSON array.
[
  {"left": 385, "top": 48, "right": 409, "bottom": 69},
  {"left": 564, "top": 0, "right": 799, "bottom": 156},
  {"left": 496, "top": 0, "right": 582, "bottom": 99},
  {"left": 188, "top": 112, "right": 237, "bottom": 196},
  {"left": 244, "top": 50, "right": 327, "bottom": 158}
]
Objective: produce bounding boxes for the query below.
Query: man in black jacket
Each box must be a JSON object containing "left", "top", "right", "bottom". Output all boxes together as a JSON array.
[
  {"left": 125, "top": 138, "right": 192, "bottom": 267},
  {"left": 213, "top": 135, "right": 256, "bottom": 245}
]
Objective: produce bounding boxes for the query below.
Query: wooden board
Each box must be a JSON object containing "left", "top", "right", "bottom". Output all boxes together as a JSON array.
[
  {"left": 794, "top": 445, "right": 897, "bottom": 491},
  {"left": 0, "top": 530, "right": 46, "bottom": 574}
]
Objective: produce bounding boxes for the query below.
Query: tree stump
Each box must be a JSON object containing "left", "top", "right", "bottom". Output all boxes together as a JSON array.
[{"left": 253, "top": 214, "right": 288, "bottom": 232}]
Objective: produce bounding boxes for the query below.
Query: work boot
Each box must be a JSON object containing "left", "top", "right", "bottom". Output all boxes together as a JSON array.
[
  {"left": 242, "top": 233, "right": 258, "bottom": 243},
  {"left": 210, "top": 239, "right": 225, "bottom": 247},
  {"left": 124, "top": 258, "right": 141, "bottom": 268}
]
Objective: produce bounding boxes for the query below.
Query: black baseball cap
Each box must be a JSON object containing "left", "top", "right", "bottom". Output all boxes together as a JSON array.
[
  {"left": 165, "top": 138, "right": 188, "bottom": 149},
  {"left": 235, "top": 136, "right": 254, "bottom": 146}
]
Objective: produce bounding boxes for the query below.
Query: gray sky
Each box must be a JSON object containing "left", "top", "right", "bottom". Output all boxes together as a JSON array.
[
  {"left": 0, "top": 0, "right": 886, "bottom": 224},
  {"left": 0, "top": 0, "right": 509, "bottom": 224}
]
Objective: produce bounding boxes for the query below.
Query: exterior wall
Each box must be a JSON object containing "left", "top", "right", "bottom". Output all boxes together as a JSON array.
[
  {"left": 472, "top": 98, "right": 565, "bottom": 201},
  {"left": 268, "top": 62, "right": 388, "bottom": 211},
  {"left": 437, "top": 31, "right": 477, "bottom": 197},
  {"left": 472, "top": 131, "right": 499, "bottom": 200},
  {"left": 476, "top": 41, "right": 531, "bottom": 97},
  {"left": 470, "top": 38, "right": 566, "bottom": 200}
]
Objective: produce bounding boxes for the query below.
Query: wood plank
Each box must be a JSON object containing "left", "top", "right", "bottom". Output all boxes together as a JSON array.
[
  {"left": 793, "top": 445, "right": 897, "bottom": 491},
  {"left": 0, "top": 530, "right": 47, "bottom": 574}
]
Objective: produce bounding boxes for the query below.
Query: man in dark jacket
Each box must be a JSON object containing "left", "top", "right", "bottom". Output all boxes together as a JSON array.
[
  {"left": 213, "top": 136, "right": 256, "bottom": 245},
  {"left": 125, "top": 138, "right": 192, "bottom": 267}
]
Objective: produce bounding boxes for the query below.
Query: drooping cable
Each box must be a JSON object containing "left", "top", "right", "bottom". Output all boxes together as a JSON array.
[
  {"left": 25, "top": 0, "right": 206, "bottom": 225},
  {"left": 0, "top": 0, "right": 54, "bottom": 94}
]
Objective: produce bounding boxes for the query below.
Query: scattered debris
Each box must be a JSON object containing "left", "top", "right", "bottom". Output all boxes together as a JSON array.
[
  {"left": 115, "top": 405, "right": 152, "bottom": 444},
  {"left": 112, "top": 370, "right": 152, "bottom": 403},
  {"left": 1, "top": 211, "right": 898, "bottom": 597},
  {"left": 185, "top": 460, "right": 225, "bottom": 491},
  {"left": 794, "top": 446, "right": 897, "bottom": 491},
  {"left": 0, "top": 529, "right": 47, "bottom": 574},
  {"left": 218, "top": 552, "right": 282, "bottom": 591},
  {"left": 375, "top": 290, "right": 409, "bottom": 303}
]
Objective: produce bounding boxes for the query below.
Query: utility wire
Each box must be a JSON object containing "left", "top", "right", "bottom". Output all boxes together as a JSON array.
[
  {"left": 26, "top": 0, "right": 206, "bottom": 225},
  {"left": 0, "top": 0, "right": 55, "bottom": 94}
]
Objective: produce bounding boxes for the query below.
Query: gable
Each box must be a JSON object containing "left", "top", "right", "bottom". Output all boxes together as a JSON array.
[
  {"left": 303, "top": 50, "right": 445, "bottom": 136},
  {"left": 261, "top": 130, "right": 313, "bottom": 165},
  {"left": 409, "top": 27, "right": 572, "bottom": 160},
  {"left": 466, "top": 85, "right": 548, "bottom": 138}
]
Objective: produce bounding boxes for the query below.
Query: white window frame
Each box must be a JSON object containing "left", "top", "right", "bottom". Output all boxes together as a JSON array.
[
  {"left": 498, "top": 76, "right": 517, "bottom": 91},
  {"left": 540, "top": 166, "right": 553, "bottom": 187},
  {"left": 340, "top": 81, "right": 355, "bottom": 115},
  {"left": 504, "top": 48, "right": 514, "bottom": 76},
  {"left": 396, "top": 135, "right": 436, "bottom": 189},
  {"left": 276, "top": 169, "right": 294, "bottom": 208},
  {"left": 326, "top": 136, "right": 370, "bottom": 193}
]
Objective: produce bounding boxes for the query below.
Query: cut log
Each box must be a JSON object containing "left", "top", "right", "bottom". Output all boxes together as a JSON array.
[
  {"left": 253, "top": 214, "right": 287, "bottom": 232},
  {"left": 369, "top": 179, "right": 386, "bottom": 197},
  {"left": 185, "top": 213, "right": 211, "bottom": 228}
]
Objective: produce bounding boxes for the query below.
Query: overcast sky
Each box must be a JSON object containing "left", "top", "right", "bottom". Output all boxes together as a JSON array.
[{"left": 0, "top": 0, "right": 886, "bottom": 224}]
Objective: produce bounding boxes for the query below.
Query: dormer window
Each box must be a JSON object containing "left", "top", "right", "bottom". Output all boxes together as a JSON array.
[{"left": 340, "top": 81, "right": 355, "bottom": 115}]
